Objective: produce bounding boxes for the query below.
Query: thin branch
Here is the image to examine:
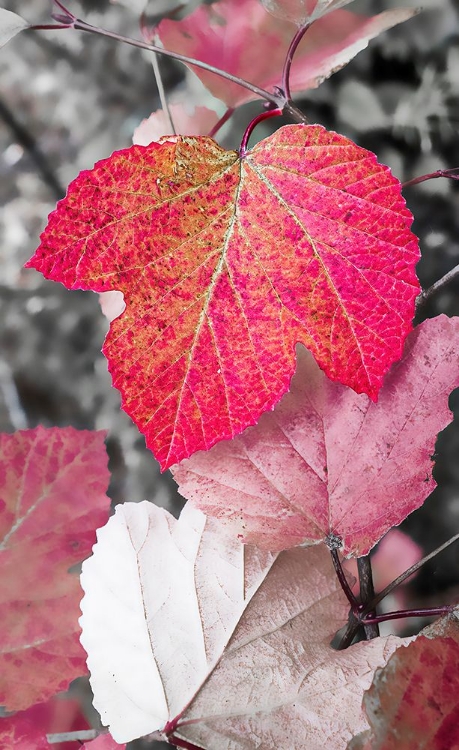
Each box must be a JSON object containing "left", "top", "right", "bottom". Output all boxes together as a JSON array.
[
  {"left": 39, "top": 5, "right": 284, "bottom": 108},
  {"left": 140, "top": 12, "right": 175, "bottom": 135},
  {"left": 208, "top": 107, "right": 235, "bottom": 139},
  {"left": 357, "top": 556, "right": 380, "bottom": 639},
  {"left": 330, "top": 548, "right": 359, "bottom": 608},
  {"left": 416, "top": 262, "right": 459, "bottom": 310},
  {"left": 362, "top": 605, "right": 453, "bottom": 627},
  {"left": 402, "top": 167, "right": 459, "bottom": 190},
  {"left": 281, "top": 22, "right": 311, "bottom": 101},
  {"left": 47, "top": 730, "right": 100, "bottom": 743},
  {"left": 362, "top": 531, "right": 459, "bottom": 616}
]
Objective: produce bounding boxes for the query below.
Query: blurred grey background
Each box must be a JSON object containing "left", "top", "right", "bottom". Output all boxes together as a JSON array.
[{"left": 2, "top": 0, "right": 459, "bottom": 746}]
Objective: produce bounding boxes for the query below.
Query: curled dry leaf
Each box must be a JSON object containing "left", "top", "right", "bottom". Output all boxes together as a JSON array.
[
  {"left": 0, "top": 9, "right": 29, "bottom": 50},
  {"left": 27, "top": 125, "right": 419, "bottom": 469},
  {"left": 174, "top": 316, "right": 459, "bottom": 556},
  {"left": 349, "top": 615, "right": 459, "bottom": 750},
  {"left": 157, "top": 0, "right": 417, "bottom": 107},
  {"left": 0, "top": 427, "right": 110, "bottom": 711},
  {"left": 80, "top": 501, "right": 407, "bottom": 748}
]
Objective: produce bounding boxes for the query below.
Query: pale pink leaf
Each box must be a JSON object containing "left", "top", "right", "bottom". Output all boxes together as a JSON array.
[
  {"left": 80, "top": 501, "right": 407, "bottom": 747},
  {"left": 133, "top": 104, "right": 220, "bottom": 145},
  {"left": 157, "top": 0, "right": 417, "bottom": 107},
  {"left": 173, "top": 316, "right": 459, "bottom": 557},
  {"left": 349, "top": 615, "right": 459, "bottom": 750},
  {"left": 0, "top": 427, "right": 110, "bottom": 711}
]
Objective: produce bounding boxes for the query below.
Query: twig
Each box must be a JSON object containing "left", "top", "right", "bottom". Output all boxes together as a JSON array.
[
  {"left": 362, "top": 605, "right": 453, "bottom": 626},
  {"left": 31, "top": 2, "right": 285, "bottom": 108},
  {"left": 361, "top": 531, "right": 459, "bottom": 617},
  {"left": 330, "top": 548, "right": 359, "bottom": 608},
  {"left": 402, "top": 167, "right": 459, "bottom": 190},
  {"left": 281, "top": 22, "right": 311, "bottom": 101},
  {"left": 357, "top": 557, "right": 380, "bottom": 639},
  {"left": 416, "top": 263, "right": 459, "bottom": 310},
  {"left": 47, "top": 729, "right": 100, "bottom": 743}
]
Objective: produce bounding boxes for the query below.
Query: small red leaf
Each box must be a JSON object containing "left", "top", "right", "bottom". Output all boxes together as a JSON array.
[
  {"left": 27, "top": 125, "right": 419, "bottom": 469},
  {"left": 157, "top": 0, "right": 416, "bottom": 107},
  {"left": 0, "top": 427, "right": 110, "bottom": 711},
  {"left": 174, "top": 316, "right": 459, "bottom": 556}
]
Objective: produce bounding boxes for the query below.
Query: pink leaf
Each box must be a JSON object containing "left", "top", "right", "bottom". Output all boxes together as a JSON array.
[
  {"left": 0, "top": 696, "right": 90, "bottom": 750},
  {"left": 349, "top": 616, "right": 459, "bottom": 750},
  {"left": 133, "top": 104, "right": 220, "bottom": 145},
  {"left": 174, "top": 316, "right": 459, "bottom": 556},
  {"left": 157, "top": 0, "right": 417, "bottom": 107},
  {"left": 0, "top": 427, "right": 110, "bottom": 711},
  {"left": 80, "top": 501, "right": 407, "bottom": 747}
]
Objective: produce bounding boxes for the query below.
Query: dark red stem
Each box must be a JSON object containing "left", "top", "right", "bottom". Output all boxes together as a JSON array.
[
  {"left": 239, "top": 108, "right": 283, "bottom": 156},
  {"left": 357, "top": 556, "right": 380, "bottom": 639},
  {"left": 402, "top": 167, "right": 459, "bottom": 189},
  {"left": 208, "top": 108, "right": 235, "bottom": 139},
  {"left": 169, "top": 736, "right": 204, "bottom": 750},
  {"left": 282, "top": 23, "right": 311, "bottom": 100},
  {"left": 330, "top": 549, "right": 359, "bottom": 607},
  {"left": 362, "top": 606, "right": 453, "bottom": 626}
]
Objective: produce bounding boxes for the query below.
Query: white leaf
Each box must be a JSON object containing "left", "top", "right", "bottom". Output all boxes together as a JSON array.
[
  {"left": 0, "top": 9, "right": 29, "bottom": 49},
  {"left": 80, "top": 502, "right": 407, "bottom": 748}
]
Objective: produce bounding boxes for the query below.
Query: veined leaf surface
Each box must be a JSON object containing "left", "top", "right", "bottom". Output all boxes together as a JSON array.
[{"left": 28, "top": 125, "right": 420, "bottom": 469}]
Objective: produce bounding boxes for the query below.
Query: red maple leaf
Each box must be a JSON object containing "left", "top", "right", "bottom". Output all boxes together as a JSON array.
[
  {"left": 0, "top": 427, "right": 110, "bottom": 711},
  {"left": 27, "top": 125, "right": 420, "bottom": 469}
]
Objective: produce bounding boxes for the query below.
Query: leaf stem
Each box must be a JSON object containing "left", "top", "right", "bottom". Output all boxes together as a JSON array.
[
  {"left": 208, "top": 107, "right": 235, "bottom": 138},
  {"left": 362, "top": 605, "right": 453, "bottom": 626},
  {"left": 330, "top": 548, "right": 359, "bottom": 607},
  {"left": 239, "top": 107, "right": 283, "bottom": 156},
  {"left": 416, "top": 262, "right": 459, "bottom": 310},
  {"left": 357, "top": 556, "right": 380, "bottom": 639},
  {"left": 362, "top": 531, "right": 459, "bottom": 616},
  {"left": 282, "top": 23, "right": 311, "bottom": 101},
  {"left": 402, "top": 166, "right": 459, "bottom": 190},
  {"left": 139, "top": 12, "right": 176, "bottom": 135}
]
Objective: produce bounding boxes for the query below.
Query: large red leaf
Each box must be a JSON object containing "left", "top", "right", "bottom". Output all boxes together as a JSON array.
[
  {"left": 349, "top": 616, "right": 459, "bottom": 750},
  {"left": 80, "top": 501, "right": 406, "bottom": 748},
  {"left": 27, "top": 125, "right": 419, "bottom": 469},
  {"left": 157, "top": 0, "right": 416, "bottom": 107},
  {"left": 0, "top": 427, "right": 110, "bottom": 711},
  {"left": 173, "top": 316, "right": 459, "bottom": 556}
]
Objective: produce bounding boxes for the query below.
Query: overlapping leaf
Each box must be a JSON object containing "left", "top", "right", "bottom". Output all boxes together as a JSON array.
[
  {"left": 133, "top": 104, "right": 219, "bottom": 146},
  {"left": 0, "top": 696, "right": 91, "bottom": 750},
  {"left": 349, "top": 615, "right": 459, "bottom": 750},
  {"left": 0, "top": 9, "right": 29, "bottom": 50},
  {"left": 174, "top": 316, "right": 459, "bottom": 556},
  {"left": 28, "top": 125, "right": 419, "bottom": 469},
  {"left": 0, "top": 427, "right": 110, "bottom": 711},
  {"left": 261, "top": 0, "right": 361, "bottom": 25},
  {"left": 157, "top": 0, "right": 416, "bottom": 107},
  {"left": 80, "top": 501, "right": 406, "bottom": 748}
]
